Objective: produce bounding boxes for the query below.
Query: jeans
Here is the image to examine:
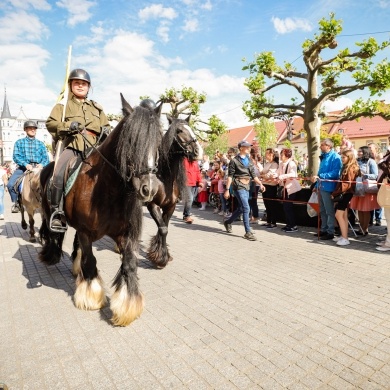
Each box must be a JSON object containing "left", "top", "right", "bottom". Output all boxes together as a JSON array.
[
  {"left": 0, "top": 185, "right": 4, "bottom": 214},
  {"left": 225, "top": 189, "right": 251, "bottom": 233},
  {"left": 7, "top": 168, "right": 25, "bottom": 202},
  {"left": 219, "top": 193, "right": 228, "bottom": 212},
  {"left": 183, "top": 186, "right": 198, "bottom": 218},
  {"left": 319, "top": 189, "right": 335, "bottom": 234}
]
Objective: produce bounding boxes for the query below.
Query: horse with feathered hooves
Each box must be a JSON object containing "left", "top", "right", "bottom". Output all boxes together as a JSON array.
[
  {"left": 39, "top": 95, "right": 163, "bottom": 326},
  {"left": 18, "top": 167, "right": 43, "bottom": 242}
]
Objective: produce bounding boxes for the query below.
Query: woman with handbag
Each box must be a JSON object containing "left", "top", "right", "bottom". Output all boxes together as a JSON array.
[
  {"left": 349, "top": 146, "right": 379, "bottom": 235},
  {"left": 277, "top": 148, "right": 301, "bottom": 233},
  {"left": 259, "top": 148, "right": 279, "bottom": 228},
  {"left": 331, "top": 150, "right": 360, "bottom": 246}
]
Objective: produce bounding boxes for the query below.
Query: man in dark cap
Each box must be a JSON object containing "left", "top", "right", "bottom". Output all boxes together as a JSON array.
[{"left": 223, "top": 140, "right": 265, "bottom": 241}]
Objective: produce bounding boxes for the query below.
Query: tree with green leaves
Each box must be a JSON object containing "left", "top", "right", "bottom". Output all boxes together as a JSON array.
[
  {"left": 159, "top": 86, "right": 227, "bottom": 142},
  {"left": 253, "top": 117, "right": 278, "bottom": 157},
  {"left": 242, "top": 12, "right": 390, "bottom": 174}
]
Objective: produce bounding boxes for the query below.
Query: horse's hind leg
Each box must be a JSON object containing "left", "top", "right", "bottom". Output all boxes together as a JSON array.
[
  {"left": 73, "top": 232, "right": 106, "bottom": 311},
  {"left": 110, "top": 240, "right": 144, "bottom": 326},
  {"left": 27, "top": 211, "right": 36, "bottom": 242}
]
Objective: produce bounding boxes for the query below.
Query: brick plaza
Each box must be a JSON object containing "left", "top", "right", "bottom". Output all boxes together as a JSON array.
[{"left": 1, "top": 196, "right": 390, "bottom": 389}]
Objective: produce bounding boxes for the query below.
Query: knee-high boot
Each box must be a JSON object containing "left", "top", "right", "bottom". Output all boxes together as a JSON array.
[{"left": 49, "top": 185, "right": 67, "bottom": 232}]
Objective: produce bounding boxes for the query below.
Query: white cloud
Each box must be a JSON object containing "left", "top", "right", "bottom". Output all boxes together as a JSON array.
[
  {"left": 377, "top": 0, "right": 390, "bottom": 8},
  {"left": 323, "top": 97, "right": 353, "bottom": 112},
  {"left": 0, "top": 11, "right": 49, "bottom": 43},
  {"left": 55, "top": 0, "right": 96, "bottom": 27},
  {"left": 138, "top": 4, "right": 177, "bottom": 21},
  {"left": 182, "top": 18, "right": 199, "bottom": 32},
  {"left": 271, "top": 16, "right": 312, "bottom": 34},
  {"left": 201, "top": 0, "right": 212, "bottom": 10},
  {"left": 7, "top": 0, "right": 51, "bottom": 10},
  {"left": 157, "top": 22, "right": 171, "bottom": 43}
]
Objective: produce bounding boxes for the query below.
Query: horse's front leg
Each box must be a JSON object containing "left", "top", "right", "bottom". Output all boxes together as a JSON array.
[
  {"left": 147, "top": 202, "right": 172, "bottom": 268},
  {"left": 73, "top": 232, "right": 106, "bottom": 311},
  {"left": 111, "top": 238, "right": 144, "bottom": 326},
  {"left": 71, "top": 232, "right": 82, "bottom": 276}
]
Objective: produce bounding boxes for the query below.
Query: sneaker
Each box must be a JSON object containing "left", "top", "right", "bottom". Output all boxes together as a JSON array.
[
  {"left": 244, "top": 232, "right": 257, "bottom": 241},
  {"left": 375, "top": 220, "right": 382, "bottom": 226},
  {"left": 184, "top": 216, "right": 193, "bottom": 224},
  {"left": 250, "top": 219, "right": 259, "bottom": 224},
  {"left": 284, "top": 226, "right": 298, "bottom": 233},
  {"left": 336, "top": 238, "right": 350, "bottom": 246},
  {"left": 223, "top": 221, "right": 232, "bottom": 233},
  {"left": 218, "top": 211, "right": 224, "bottom": 216},
  {"left": 376, "top": 241, "right": 386, "bottom": 246},
  {"left": 199, "top": 207, "right": 206, "bottom": 211},
  {"left": 313, "top": 231, "right": 327, "bottom": 237},
  {"left": 0, "top": 214, "right": 4, "bottom": 220},
  {"left": 213, "top": 208, "right": 219, "bottom": 214},
  {"left": 376, "top": 244, "right": 390, "bottom": 251},
  {"left": 320, "top": 233, "right": 334, "bottom": 240},
  {"left": 266, "top": 224, "right": 277, "bottom": 229},
  {"left": 333, "top": 236, "right": 341, "bottom": 242},
  {"left": 11, "top": 203, "right": 20, "bottom": 213}
]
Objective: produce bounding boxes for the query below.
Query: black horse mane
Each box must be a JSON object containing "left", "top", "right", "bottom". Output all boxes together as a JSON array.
[
  {"left": 159, "top": 118, "right": 192, "bottom": 193},
  {"left": 115, "top": 106, "right": 162, "bottom": 182}
]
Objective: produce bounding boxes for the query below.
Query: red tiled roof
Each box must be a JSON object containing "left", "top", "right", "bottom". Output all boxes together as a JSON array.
[
  {"left": 227, "top": 111, "right": 390, "bottom": 146},
  {"left": 226, "top": 125, "right": 255, "bottom": 147},
  {"left": 328, "top": 115, "right": 390, "bottom": 139}
]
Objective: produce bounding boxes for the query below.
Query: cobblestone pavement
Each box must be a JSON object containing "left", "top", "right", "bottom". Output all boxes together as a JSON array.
[{"left": 1, "top": 195, "right": 390, "bottom": 390}]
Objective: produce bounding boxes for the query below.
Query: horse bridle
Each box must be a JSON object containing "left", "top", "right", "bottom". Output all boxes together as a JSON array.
[
  {"left": 77, "top": 128, "right": 158, "bottom": 182},
  {"left": 173, "top": 135, "right": 198, "bottom": 156}
]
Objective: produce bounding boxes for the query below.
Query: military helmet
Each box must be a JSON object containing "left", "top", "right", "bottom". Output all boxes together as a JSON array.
[
  {"left": 140, "top": 98, "right": 156, "bottom": 110},
  {"left": 69, "top": 68, "right": 91, "bottom": 84},
  {"left": 24, "top": 120, "right": 38, "bottom": 129}
]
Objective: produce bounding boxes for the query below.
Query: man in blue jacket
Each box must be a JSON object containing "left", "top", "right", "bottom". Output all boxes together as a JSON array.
[{"left": 311, "top": 138, "right": 342, "bottom": 240}]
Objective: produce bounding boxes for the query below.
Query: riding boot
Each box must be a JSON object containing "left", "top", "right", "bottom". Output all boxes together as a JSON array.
[{"left": 50, "top": 185, "right": 67, "bottom": 232}]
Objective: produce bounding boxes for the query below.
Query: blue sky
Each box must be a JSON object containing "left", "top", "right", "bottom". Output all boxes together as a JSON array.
[{"left": 1, "top": 0, "right": 390, "bottom": 128}]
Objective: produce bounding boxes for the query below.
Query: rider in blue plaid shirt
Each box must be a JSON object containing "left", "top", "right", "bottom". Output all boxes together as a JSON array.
[{"left": 7, "top": 120, "right": 50, "bottom": 211}]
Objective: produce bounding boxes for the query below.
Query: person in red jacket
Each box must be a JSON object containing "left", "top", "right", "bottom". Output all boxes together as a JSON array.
[{"left": 183, "top": 157, "right": 204, "bottom": 223}]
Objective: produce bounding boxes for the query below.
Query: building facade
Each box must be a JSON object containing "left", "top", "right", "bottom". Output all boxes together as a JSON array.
[{"left": 0, "top": 89, "right": 52, "bottom": 165}]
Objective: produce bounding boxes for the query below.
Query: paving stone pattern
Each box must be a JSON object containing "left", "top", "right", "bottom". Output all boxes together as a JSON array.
[{"left": 1, "top": 196, "right": 390, "bottom": 389}]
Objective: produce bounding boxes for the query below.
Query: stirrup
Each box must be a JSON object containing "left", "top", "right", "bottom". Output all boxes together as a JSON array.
[
  {"left": 11, "top": 203, "right": 20, "bottom": 213},
  {"left": 49, "top": 210, "right": 68, "bottom": 233}
]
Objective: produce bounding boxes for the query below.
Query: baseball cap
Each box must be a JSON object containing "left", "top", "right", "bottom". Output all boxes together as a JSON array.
[{"left": 238, "top": 140, "right": 252, "bottom": 148}]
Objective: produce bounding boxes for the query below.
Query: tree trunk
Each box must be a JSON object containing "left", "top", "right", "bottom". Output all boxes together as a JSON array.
[{"left": 304, "top": 115, "right": 322, "bottom": 176}]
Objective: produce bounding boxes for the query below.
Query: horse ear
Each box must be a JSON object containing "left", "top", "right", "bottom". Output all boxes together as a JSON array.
[
  {"left": 185, "top": 114, "right": 191, "bottom": 124},
  {"left": 154, "top": 101, "right": 163, "bottom": 117},
  {"left": 120, "top": 93, "right": 134, "bottom": 115},
  {"left": 166, "top": 114, "right": 173, "bottom": 124}
]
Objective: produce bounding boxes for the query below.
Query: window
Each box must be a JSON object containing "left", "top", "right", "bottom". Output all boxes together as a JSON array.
[
  {"left": 300, "top": 132, "right": 305, "bottom": 138},
  {"left": 338, "top": 128, "right": 344, "bottom": 134},
  {"left": 380, "top": 139, "right": 387, "bottom": 153}
]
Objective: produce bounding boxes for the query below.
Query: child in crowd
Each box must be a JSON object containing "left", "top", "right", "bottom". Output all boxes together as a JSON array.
[{"left": 198, "top": 171, "right": 209, "bottom": 210}]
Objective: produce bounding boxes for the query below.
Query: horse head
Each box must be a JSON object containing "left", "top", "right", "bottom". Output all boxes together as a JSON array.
[
  {"left": 166, "top": 114, "right": 203, "bottom": 162},
  {"left": 116, "top": 95, "right": 163, "bottom": 202}
]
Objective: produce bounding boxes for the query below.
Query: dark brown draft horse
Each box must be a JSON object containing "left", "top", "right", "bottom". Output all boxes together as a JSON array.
[
  {"left": 146, "top": 115, "right": 203, "bottom": 268},
  {"left": 39, "top": 95, "right": 162, "bottom": 326}
]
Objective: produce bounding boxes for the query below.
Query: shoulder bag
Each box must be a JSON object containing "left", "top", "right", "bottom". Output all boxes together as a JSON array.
[{"left": 276, "top": 162, "right": 289, "bottom": 199}]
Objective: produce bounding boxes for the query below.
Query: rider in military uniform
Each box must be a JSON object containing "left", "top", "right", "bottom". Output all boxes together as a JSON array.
[{"left": 46, "top": 68, "right": 109, "bottom": 231}]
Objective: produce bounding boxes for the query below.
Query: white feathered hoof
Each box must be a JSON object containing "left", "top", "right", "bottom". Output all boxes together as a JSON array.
[
  {"left": 110, "top": 285, "right": 144, "bottom": 326},
  {"left": 74, "top": 275, "right": 107, "bottom": 310}
]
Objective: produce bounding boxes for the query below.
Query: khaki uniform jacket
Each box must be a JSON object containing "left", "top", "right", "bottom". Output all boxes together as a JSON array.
[{"left": 46, "top": 93, "right": 109, "bottom": 152}]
